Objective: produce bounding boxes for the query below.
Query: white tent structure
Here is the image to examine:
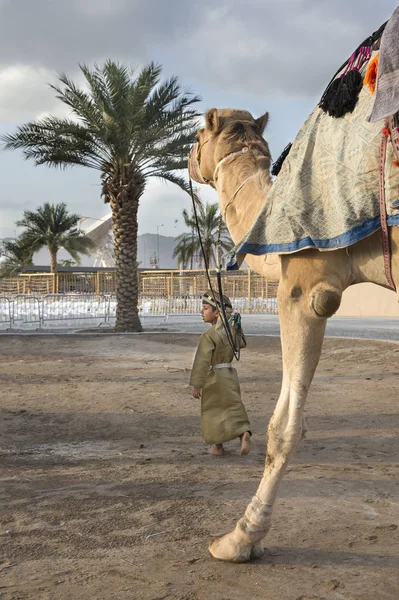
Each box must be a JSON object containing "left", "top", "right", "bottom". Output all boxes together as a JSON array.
[{"left": 79, "top": 214, "right": 114, "bottom": 268}]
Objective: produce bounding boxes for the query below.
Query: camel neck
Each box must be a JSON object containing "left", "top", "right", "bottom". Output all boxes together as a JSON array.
[{"left": 215, "top": 153, "right": 272, "bottom": 244}]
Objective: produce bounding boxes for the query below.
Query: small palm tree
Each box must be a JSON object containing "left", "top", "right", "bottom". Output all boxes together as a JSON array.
[
  {"left": 0, "top": 239, "right": 34, "bottom": 277},
  {"left": 2, "top": 61, "right": 200, "bottom": 331},
  {"left": 16, "top": 203, "right": 94, "bottom": 273},
  {"left": 173, "top": 232, "right": 192, "bottom": 269},
  {"left": 173, "top": 201, "right": 232, "bottom": 269}
]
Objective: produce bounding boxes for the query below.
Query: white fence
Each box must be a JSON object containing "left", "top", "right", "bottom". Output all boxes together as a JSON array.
[
  {"left": 42, "top": 294, "right": 109, "bottom": 326},
  {"left": 0, "top": 296, "right": 12, "bottom": 329},
  {"left": 11, "top": 295, "right": 42, "bottom": 329},
  {"left": 0, "top": 294, "right": 111, "bottom": 330},
  {"left": 0, "top": 293, "right": 278, "bottom": 331}
]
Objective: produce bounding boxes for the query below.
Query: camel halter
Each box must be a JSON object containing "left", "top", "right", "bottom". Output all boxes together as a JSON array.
[
  {"left": 187, "top": 119, "right": 256, "bottom": 185},
  {"left": 189, "top": 143, "right": 267, "bottom": 221},
  {"left": 188, "top": 140, "right": 210, "bottom": 185}
]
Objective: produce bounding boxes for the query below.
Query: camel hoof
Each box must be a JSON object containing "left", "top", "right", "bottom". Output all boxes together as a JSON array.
[
  {"left": 250, "top": 542, "right": 265, "bottom": 559},
  {"left": 208, "top": 532, "right": 253, "bottom": 563}
]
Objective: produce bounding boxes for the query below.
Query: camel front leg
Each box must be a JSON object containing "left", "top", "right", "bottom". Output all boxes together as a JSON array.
[{"left": 209, "top": 276, "right": 342, "bottom": 562}]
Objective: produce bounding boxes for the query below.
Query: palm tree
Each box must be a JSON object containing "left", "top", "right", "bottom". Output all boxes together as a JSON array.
[
  {"left": 2, "top": 61, "right": 200, "bottom": 331},
  {"left": 173, "top": 201, "right": 232, "bottom": 269},
  {"left": 173, "top": 232, "right": 192, "bottom": 270},
  {"left": 0, "top": 239, "right": 34, "bottom": 277},
  {"left": 16, "top": 203, "right": 94, "bottom": 273}
]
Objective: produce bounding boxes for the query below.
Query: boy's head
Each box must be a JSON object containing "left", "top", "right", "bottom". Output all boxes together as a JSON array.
[{"left": 201, "top": 291, "right": 232, "bottom": 323}]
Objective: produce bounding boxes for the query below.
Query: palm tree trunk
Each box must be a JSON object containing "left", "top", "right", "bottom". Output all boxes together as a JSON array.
[
  {"left": 110, "top": 177, "right": 144, "bottom": 332},
  {"left": 49, "top": 248, "right": 58, "bottom": 273}
]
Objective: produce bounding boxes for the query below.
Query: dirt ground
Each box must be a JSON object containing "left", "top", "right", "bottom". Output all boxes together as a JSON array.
[{"left": 0, "top": 333, "right": 399, "bottom": 600}]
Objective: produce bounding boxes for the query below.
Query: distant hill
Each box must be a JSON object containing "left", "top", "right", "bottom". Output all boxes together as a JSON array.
[{"left": 137, "top": 233, "right": 179, "bottom": 269}]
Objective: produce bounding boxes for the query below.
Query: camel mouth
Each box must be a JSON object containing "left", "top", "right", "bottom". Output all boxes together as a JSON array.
[{"left": 188, "top": 143, "right": 208, "bottom": 185}]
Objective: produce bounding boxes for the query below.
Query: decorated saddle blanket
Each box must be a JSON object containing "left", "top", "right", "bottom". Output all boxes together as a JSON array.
[{"left": 231, "top": 81, "right": 399, "bottom": 265}]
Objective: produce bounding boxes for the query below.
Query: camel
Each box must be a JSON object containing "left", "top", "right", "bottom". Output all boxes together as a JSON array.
[{"left": 189, "top": 106, "right": 399, "bottom": 563}]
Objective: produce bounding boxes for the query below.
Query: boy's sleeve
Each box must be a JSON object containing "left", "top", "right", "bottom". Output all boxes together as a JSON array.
[{"left": 189, "top": 333, "right": 215, "bottom": 387}]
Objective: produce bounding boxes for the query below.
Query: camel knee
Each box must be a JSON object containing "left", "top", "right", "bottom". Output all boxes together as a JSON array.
[{"left": 310, "top": 285, "right": 341, "bottom": 318}]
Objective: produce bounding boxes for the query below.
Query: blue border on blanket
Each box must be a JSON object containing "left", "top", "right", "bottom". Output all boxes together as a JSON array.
[{"left": 226, "top": 214, "right": 399, "bottom": 270}]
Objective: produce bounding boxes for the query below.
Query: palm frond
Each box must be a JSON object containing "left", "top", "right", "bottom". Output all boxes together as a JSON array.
[
  {"left": 2, "top": 117, "right": 109, "bottom": 170},
  {"left": 51, "top": 74, "right": 105, "bottom": 135},
  {"left": 2, "top": 60, "right": 200, "bottom": 183}
]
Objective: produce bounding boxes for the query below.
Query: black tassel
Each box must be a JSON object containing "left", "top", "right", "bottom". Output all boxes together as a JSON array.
[
  {"left": 319, "top": 19, "right": 387, "bottom": 119},
  {"left": 319, "top": 77, "right": 342, "bottom": 113},
  {"left": 271, "top": 143, "right": 292, "bottom": 177},
  {"left": 321, "top": 69, "right": 363, "bottom": 118}
]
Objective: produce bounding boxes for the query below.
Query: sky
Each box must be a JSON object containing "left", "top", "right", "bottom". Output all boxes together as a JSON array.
[{"left": 0, "top": 0, "right": 397, "bottom": 241}]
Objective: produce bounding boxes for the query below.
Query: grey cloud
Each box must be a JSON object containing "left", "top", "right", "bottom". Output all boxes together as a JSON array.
[
  {"left": 0, "top": 0, "right": 199, "bottom": 71},
  {"left": 181, "top": 0, "right": 396, "bottom": 96},
  {"left": 0, "top": 66, "right": 57, "bottom": 121},
  {"left": 0, "top": 0, "right": 395, "bottom": 99}
]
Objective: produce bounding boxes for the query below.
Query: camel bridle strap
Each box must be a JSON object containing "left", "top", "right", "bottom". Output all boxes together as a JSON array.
[
  {"left": 222, "top": 173, "right": 257, "bottom": 221},
  {"left": 213, "top": 146, "right": 250, "bottom": 181},
  {"left": 212, "top": 147, "right": 267, "bottom": 220},
  {"left": 379, "top": 120, "right": 396, "bottom": 291},
  {"left": 213, "top": 144, "right": 268, "bottom": 182}
]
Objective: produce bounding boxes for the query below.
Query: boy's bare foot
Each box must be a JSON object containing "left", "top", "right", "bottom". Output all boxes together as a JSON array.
[
  {"left": 240, "top": 431, "right": 251, "bottom": 456},
  {"left": 209, "top": 444, "right": 224, "bottom": 455}
]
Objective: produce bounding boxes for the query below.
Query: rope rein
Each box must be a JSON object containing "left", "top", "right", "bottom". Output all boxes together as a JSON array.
[
  {"left": 189, "top": 178, "right": 241, "bottom": 360},
  {"left": 188, "top": 126, "right": 269, "bottom": 361}
]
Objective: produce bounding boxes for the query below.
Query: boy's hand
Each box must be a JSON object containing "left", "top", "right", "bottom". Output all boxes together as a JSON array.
[{"left": 192, "top": 387, "right": 201, "bottom": 398}]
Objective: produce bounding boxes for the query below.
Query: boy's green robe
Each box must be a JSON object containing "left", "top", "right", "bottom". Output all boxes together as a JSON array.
[{"left": 189, "top": 326, "right": 250, "bottom": 444}]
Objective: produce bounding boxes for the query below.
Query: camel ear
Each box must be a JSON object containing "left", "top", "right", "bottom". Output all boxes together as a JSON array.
[
  {"left": 255, "top": 111, "right": 269, "bottom": 134},
  {"left": 205, "top": 108, "right": 220, "bottom": 133}
]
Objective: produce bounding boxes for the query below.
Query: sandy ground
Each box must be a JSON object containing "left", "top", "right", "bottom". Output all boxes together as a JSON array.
[{"left": 0, "top": 333, "right": 399, "bottom": 600}]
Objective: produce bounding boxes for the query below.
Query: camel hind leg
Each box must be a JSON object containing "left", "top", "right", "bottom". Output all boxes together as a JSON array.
[{"left": 209, "top": 253, "right": 345, "bottom": 562}]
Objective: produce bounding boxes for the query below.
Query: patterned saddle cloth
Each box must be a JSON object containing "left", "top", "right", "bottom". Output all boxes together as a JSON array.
[{"left": 230, "top": 78, "right": 399, "bottom": 267}]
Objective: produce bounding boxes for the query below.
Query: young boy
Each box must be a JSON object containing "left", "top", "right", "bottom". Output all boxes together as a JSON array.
[{"left": 189, "top": 291, "right": 251, "bottom": 456}]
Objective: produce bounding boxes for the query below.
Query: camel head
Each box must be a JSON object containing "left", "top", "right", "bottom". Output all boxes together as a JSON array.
[{"left": 189, "top": 108, "right": 270, "bottom": 187}]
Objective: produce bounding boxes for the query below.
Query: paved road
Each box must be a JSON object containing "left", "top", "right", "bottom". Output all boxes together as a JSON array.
[
  {"left": 142, "top": 314, "right": 399, "bottom": 342},
  {"left": 2, "top": 314, "right": 398, "bottom": 341}
]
